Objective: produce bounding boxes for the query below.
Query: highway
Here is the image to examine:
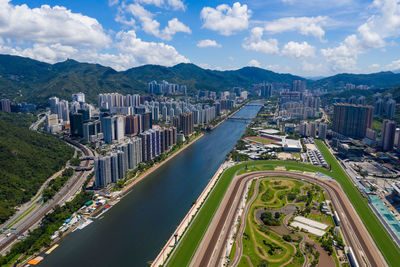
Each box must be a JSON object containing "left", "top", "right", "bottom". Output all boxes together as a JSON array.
[
  {"left": 29, "top": 111, "right": 48, "bottom": 131},
  {"left": 0, "top": 138, "right": 94, "bottom": 254},
  {"left": 190, "top": 171, "right": 387, "bottom": 267}
]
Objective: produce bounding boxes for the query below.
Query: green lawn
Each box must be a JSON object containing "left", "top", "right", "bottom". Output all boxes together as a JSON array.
[
  {"left": 246, "top": 136, "right": 277, "bottom": 144},
  {"left": 167, "top": 165, "right": 242, "bottom": 266},
  {"left": 166, "top": 146, "right": 400, "bottom": 267}
]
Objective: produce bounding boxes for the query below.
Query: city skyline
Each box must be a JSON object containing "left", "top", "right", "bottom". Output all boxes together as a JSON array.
[{"left": 0, "top": 0, "right": 399, "bottom": 77}]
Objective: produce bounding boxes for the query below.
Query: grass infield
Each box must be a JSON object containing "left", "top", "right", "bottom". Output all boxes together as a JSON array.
[{"left": 166, "top": 142, "right": 400, "bottom": 266}]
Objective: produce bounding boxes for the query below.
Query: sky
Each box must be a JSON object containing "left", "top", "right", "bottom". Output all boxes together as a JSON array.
[{"left": 0, "top": 0, "right": 400, "bottom": 77}]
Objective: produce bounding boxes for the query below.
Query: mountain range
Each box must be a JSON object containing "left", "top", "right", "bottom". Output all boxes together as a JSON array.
[{"left": 0, "top": 54, "right": 399, "bottom": 105}]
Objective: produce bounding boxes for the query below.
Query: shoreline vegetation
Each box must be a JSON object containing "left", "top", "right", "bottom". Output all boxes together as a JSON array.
[
  {"left": 0, "top": 112, "right": 74, "bottom": 225},
  {"left": 0, "top": 101, "right": 250, "bottom": 267}
]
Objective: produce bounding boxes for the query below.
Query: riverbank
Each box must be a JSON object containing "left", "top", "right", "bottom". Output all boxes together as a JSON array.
[
  {"left": 37, "top": 102, "right": 262, "bottom": 267},
  {"left": 210, "top": 100, "right": 249, "bottom": 130},
  {"left": 151, "top": 160, "right": 234, "bottom": 267},
  {"left": 119, "top": 102, "right": 250, "bottom": 197},
  {"left": 120, "top": 133, "right": 204, "bottom": 196}
]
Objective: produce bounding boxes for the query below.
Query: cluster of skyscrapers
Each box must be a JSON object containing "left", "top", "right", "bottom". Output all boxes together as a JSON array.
[
  {"left": 332, "top": 103, "right": 374, "bottom": 139},
  {"left": 94, "top": 137, "right": 142, "bottom": 187},
  {"left": 279, "top": 93, "right": 321, "bottom": 120},
  {"left": 373, "top": 93, "right": 396, "bottom": 119},
  {"left": 298, "top": 121, "right": 327, "bottom": 139},
  {"left": 47, "top": 94, "right": 92, "bottom": 134},
  {"left": 331, "top": 103, "right": 400, "bottom": 152},
  {"left": 45, "top": 88, "right": 240, "bottom": 187},
  {"left": 147, "top": 80, "right": 187, "bottom": 95}
]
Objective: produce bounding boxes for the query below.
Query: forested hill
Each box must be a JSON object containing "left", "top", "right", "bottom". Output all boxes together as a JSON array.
[
  {"left": 0, "top": 54, "right": 304, "bottom": 104},
  {"left": 312, "top": 71, "right": 400, "bottom": 90},
  {"left": 1, "top": 54, "right": 400, "bottom": 105},
  {"left": 0, "top": 112, "right": 74, "bottom": 223}
]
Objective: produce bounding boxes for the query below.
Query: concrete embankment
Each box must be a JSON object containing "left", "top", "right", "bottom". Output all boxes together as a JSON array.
[{"left": 151, "top": 161, "right": 233, "bottom": 267}]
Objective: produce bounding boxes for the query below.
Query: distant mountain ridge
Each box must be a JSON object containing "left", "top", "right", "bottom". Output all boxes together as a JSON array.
[
  {"left": 313, "top": 71, "right": 400, "bottom": 89},
  {"left": 0, "top": 54, "right": 304, "bottom": 104},
  {"left": 0, "top": 54, "right": 399, "bottom": 105}
]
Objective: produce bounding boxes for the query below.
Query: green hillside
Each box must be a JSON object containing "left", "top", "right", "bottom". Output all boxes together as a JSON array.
[
  {"left": 1, "top": 54, "right": 400, "bottom": 105},
  {"left": 0, "top": 55, "right": 304, "bottom": 104},
  {"left": 313, "top": 71, "right": 400, "bottom": 90},
  {"left": 0, "top": 112, "right": 74, "bottom": 223}
]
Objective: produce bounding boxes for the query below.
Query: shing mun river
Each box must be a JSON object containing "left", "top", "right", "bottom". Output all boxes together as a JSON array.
[{"left": 39, "top": 102, "right": 262, "bottom": 267}]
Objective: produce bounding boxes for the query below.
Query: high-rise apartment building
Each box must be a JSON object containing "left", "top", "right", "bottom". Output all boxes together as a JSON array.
[
  {"left": 141, "top": 112, "right": 152, "bottom": 132},
  {"left": 103, "top": 115, "right": 125, "bottom": 143},
  {"left": 180, "top": 112, "right": 194, "bottom": 136},
  {"left": 57, "top": 100, "right": 69, "bottom": 122},
  {"left": 49, "top": 96, "right": 59, "bottom": 114},
  {"left": 332, "top": 104, "right": 373, "bottom": 138},
  {"left": 292, "top": 80, "right": 306, "bottom": 92},
  {"left": 70, "top": 112, "right": 84, "bottom": 137},
  {"left": 318, "top": 123, "right": 327, "bottom": 139},
  {"left": 82, "top": 120, "right": 101, "bottom": 142},
  {"left": 72, "top": 92, "right": 85, "bottom": 103},
  {"left": 385, "top": 99, "right": 396, "bottom": 119},
  {"left": 94, "top": 155, "right": 111, "bottom": 187},
  {"left": 125, "top": 115, "right": 140, "bottom": 136},
  {"left": 382, "top": 120, "right": 396, "bottom": 151}
]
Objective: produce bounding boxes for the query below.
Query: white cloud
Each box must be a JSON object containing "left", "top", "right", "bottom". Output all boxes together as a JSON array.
[
  {"left": 248, "top": 59, "right": 261, "bottom": 67},
  {"left": 264, "top": 16, "right": 328, "bottom": 40},
  {"left": 320, "top": 0, "right": 400, "bottom": 73},
  {"left": 242, "top": 27, "right": 279, "bottom": 54},
  {"left": 133, "top": 0, "right": 185, "bottom": 10},
  {"left": 198, "top": 63, "right": 211, "bottom": 69},
  {"left": 320, "top": 34, "right": 360, "bottom": 72},
  {"left": 134, "top": 0, "right": 164, "bottom": 7},
  {"left": 0, "top": 42, "right": 78, "bottom": 63},
  {"left": 166, "top": 0, "right": 185, "bottom": 11},
  {"left": 126, "top": 3, "right": 190, "bottom": 40},
  {"left": 357, "top": 0, "right": 400, "bottom": 49},
  {"left": 0, "top": 0, "right": 110, "bottom": 47},
  {"left": 200, "top": 2, "right": 251, "bottom": 36},
  {"left": 0, "top": 1, "right": 189, "bottom": 70},
  {"left": 197, "top": 39, "right": 221, "bottom": 48},
  {"left": 112, "top": 30, "right": 189, "bottom": 67},
  {"left": 162, "top": 18, "right": 191, "bottom": 40},
  {"left": 109, "top": 0, "right": 120, "bottom": 6},
  {"left": 386, "top": 59, "right": 400, "bottom": 70},
  {"left": 281, "top": 41, "right": 315, "bottom": 58}
]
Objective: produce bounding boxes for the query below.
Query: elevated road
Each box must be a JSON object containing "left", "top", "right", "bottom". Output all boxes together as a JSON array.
[
  {"left": 0, "top": 139, "right": 94, "bottom": 254},
  {"left": 190, "top": 171, "right": 387, "bottom": 267}
]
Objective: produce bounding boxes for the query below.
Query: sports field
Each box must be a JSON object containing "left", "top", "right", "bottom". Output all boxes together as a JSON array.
[
  {"left": 166, "top": 143, "right": 400, "bottom": 266},
  {"left": 246, "top": 136, "right": 278, "bottom": 144}
]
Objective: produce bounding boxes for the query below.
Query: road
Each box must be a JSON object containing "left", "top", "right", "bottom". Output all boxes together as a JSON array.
[
  {"left": 0, "top": 138, "right": 94, "bottom": 254},
  {"left": 190, "top": 171, "right": 387, "bottom": 267},
  {"left": 29, "top": 111, "right": 48, "bottom": 131},
  {"left": 230, "top": 178, "right": 260, "bottom": 267}
]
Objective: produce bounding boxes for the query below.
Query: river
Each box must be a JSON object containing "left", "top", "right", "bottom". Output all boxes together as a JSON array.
[{"left": 40, "top": 102, "right": 262, "bottom": 267}]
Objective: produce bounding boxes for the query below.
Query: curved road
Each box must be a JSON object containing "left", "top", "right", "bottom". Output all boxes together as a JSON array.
[
  {"left": 230, "top": 178, "right": 260, "bottom": 266},
  {"left": 190, "top": 171, "right": 387, "bottom": 267},
  {"left": 0, "top": 139, "right": 93, "bottom": 253}
]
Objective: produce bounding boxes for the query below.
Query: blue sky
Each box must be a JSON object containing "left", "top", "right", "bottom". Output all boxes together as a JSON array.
[{"left": 1, "top": 0, "right": 400, "bottom": 77}]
